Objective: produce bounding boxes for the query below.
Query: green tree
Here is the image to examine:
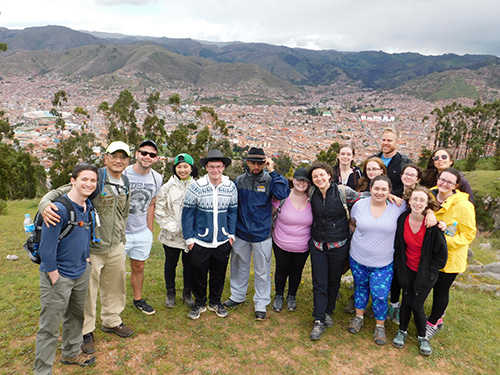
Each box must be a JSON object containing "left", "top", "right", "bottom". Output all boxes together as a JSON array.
[
  {"left": 273, "top": 152, "right": 293, "bottom": 176},
  {"left": 99, "top": 90, "right": 140, "bottom": 145},
  {"left": 315, "top": 142, "right": 340, "bottom": 165},
  {"left": 0, "top": 111, "right": 14, "bottom": 141}
]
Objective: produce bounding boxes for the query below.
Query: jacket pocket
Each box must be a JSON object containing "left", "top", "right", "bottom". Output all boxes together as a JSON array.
[
  {"left": 198, "top": 228, "right": 209, "bottom": 237},
  {"left": 221, "top": 227, "right": 229, "bottom": 236}
]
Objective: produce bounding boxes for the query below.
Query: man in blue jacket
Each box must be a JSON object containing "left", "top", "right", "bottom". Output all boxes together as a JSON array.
[
  {"left": 182, "top": 150, "right": 238, "bottom": 320},
  {"left": 224, "top": 147, "right": 290, "bottom": 320}
]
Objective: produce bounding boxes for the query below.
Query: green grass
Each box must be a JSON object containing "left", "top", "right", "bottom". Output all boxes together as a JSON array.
[{"left": 1, "top": 200, "right": 500, "bottom": 374}]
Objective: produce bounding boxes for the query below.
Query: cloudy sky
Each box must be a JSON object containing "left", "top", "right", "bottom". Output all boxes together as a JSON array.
[{"left": 2, "top": 0, "right": 500, "bottom": 56}]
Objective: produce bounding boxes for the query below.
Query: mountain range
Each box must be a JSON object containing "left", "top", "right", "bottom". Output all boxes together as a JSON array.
[{"left": 1, "top": 25, "right": 500, "bottom": 101}]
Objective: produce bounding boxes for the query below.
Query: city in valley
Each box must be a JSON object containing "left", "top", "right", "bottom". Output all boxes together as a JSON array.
[{"left": 1, "top": 75, "right": 476, "bottom": 168}]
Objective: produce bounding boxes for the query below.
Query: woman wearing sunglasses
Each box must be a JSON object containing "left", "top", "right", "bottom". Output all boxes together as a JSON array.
[
  {"left": 426, "top": 168, "right": 476, "bottom": 340},
  {"left": 421, "top": 149, "right": 474, "bottom": 204}
]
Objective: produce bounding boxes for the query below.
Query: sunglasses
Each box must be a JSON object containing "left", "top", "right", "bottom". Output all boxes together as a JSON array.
[
  {"left": 433, "top": 154, "right": 449, "bottom": 161},
  {"left": 138, "top": 150, "right": 158, "bottom": 158}
]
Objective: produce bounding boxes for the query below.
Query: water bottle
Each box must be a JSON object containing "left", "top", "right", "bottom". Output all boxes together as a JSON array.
[
  {"left": 23, "top": 214, "right": 35, "bottom": 236},
  {"left": 444, "top": 222, "right": 458, "bottom": 237},
  {"left": 23, "top": 213, "right": 38, "bottom": 251}
]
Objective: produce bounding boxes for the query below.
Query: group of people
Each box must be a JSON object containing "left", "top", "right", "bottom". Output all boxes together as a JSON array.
[{"left": 32, "top": 127, "right": 477, "bottom": 374}]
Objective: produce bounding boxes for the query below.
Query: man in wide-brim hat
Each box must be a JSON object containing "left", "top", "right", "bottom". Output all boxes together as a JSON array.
[{"left": 181, "top": 150, "right": 238, "bottom": 320}]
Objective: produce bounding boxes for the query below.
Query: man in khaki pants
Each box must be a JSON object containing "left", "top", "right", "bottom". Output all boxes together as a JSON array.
[{"left": 39, "top": 141, "right": 133, "bottom": 355}]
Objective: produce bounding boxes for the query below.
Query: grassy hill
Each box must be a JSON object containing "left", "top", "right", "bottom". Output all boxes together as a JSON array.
[{"left": 1, "top": 199, "right": 499, "bottom": 374}]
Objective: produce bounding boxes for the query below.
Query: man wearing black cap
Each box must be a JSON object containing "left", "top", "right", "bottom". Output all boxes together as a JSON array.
[
  {"left": 124, "top": 140, "right": 163, "bottom": 315},
  {"left": 181, "top": 150, "right": 238, "bottom": 320},
  {"left": 224, "top": 147, "right": 290, "bottom": 320}
]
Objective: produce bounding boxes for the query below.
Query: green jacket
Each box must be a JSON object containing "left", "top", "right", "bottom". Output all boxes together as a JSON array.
[{"left": 38, "top": 169, "right": 130, "bottom": 255}]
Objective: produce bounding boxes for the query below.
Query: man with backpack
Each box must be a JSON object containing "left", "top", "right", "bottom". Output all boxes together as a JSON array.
[
  {"left": 33, "top": 163, "right": 98, "bottom": 374},
  {"left": 38, "top": 141, "right": 132, "bottom": 356}
]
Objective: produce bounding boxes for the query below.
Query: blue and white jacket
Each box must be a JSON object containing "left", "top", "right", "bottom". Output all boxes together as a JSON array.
[
  {"left": 235, "top": 169, "right": 290, "bottom": 242},
  {"left": 182, "top": 175, "right": 238, "bottom": 248}
]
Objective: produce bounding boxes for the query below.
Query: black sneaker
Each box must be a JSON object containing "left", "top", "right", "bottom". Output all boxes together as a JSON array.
[
  {"left": 287, "top": 295, "right": 297, "bottom": 312},
  {"left": 272, "top": 295, "right": 284, "bottom": 312},
  {"left": 223, "top": 298, "right": 244, "bottom": 308},
  {"left": 208, "top": 303, "right": 229, "bottom": 318},
  {"left": 133, "top": 299, "right": 155, "bottom": 315},
  {"left": 81, "top": 332, "right": 95, "bottom": 354},
  {"left": 255, "top": 311, "right": 266, "bottom": 321},
  {"left": 188, "top": 305, "right": 207, "bottom": 320}
]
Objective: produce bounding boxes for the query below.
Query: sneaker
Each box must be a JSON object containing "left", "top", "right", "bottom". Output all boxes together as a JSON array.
[
  {"left": 310, "top": 320, "right": 326, "bottom": 341},
  {"left": 391, "top": 307, "right": 400, "bottom": 324},
  {"left": 387, "top": 304, "right": 395, "bottom": 320},
  {"left": 165, "top": 288, "right": 176, "bottom": 308},
  {"left": 418, "top": 336, "right": 432, "bottom": 356},
  {"left": 208, "top": 303, "right": 229, "bottom": 318},
  {"left": 324, "top": 314, "right": 334, "bottom": 328},
  {"left": 101, "top": 323, "right": 134, "bottom": 337},
  {"left": 348, "top": 315, "right": 364, "bottom": 334},
  {"left": 344, "top": 295, "right": 355, "bottom": 314},
  {"left": 187, "top": 305, "right": 207, "bottom": 320},
  {"left": 287, "top": 295, "right": 297, "bottom": 312},
  {"left": 255, "top": 311, "right": 266, "bottom": 321},
  {"left": 365, "top": 304, "right": 375, "bottom": 318},
  {"left": 60, "top": 352, "right": 96, "bottom": 367},
  {"left": 426, "top": 321, "right": 439, "bottom": 340},
  {"left": 223, "top": 298, "right": 244, "bottom": 308},
  {"left": 81, "top": 332, "right": 94, "bottom": 354},
  {"left": 133, "top": 299, "right": 155, "bottom": 315},
  {"left": 437, "top": 317, "right": 444, "bottom": 331},
  {"left": 182, "top": 289, "right": 195, "bottom": 307},
  {"left": 272, "top": 295, "right": 284, "bottom": 312},
  {"left": 373, "top": 325, "right": 387, "bottom": 346},
  {"left": 392, "top": 329, "right": 407, "bottom": 349}
]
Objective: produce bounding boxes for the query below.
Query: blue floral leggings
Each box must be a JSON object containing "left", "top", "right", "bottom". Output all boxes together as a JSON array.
[{"left": 349, "top": 256, "right": 393, "bottom": 321}]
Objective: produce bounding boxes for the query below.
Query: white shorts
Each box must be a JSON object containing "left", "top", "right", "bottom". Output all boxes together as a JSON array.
[{"left": 125, "top": 228, "right": 153, "bottom": 261}]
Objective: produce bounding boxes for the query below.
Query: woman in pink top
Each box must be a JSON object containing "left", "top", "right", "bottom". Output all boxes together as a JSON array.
[{"left": 271, "top": 168, "right": 313, "bottom": 313}]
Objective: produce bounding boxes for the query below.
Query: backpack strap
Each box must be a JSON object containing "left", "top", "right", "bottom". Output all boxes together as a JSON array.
[{"left": 337, "top": 184, "right": 350, "bottom": 220}]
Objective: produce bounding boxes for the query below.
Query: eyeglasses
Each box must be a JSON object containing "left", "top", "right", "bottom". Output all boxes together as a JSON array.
[
  {"left": 138, "top": 150, "right": 158, "bottom": 158},
  {"left": 438, "top": 177, "right": 457, "bottom": 186},
  {"left": 366, "top": 168, "right": 381, "bottom": 172},
  {"left": 433, "top": 154, "right": 449, "bottom": 161},
  {"left": 403, "top": 172, "right": 418, "bottom": 178},
  {"left": 107, "top": 153, "right": 129, "bottom": 161}
]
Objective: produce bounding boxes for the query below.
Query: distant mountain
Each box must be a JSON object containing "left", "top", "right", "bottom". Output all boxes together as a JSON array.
[{"left": 1, "top": 26, "right": 500, "bottom": 99}]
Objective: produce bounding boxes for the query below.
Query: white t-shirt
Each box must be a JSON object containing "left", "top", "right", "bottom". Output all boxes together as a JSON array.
[{"left": 350, "top": 198, "right": 406, "bottom": 268}]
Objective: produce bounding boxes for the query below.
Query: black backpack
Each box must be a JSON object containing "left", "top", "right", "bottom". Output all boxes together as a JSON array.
[{"left": 24, "top": 196, "right": 98, "bottom": 264}]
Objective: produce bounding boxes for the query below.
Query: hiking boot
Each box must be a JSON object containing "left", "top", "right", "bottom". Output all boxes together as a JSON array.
[
  {"left": 133, "top": 299, "right": 155, "bottom": 315},
  {"left": 310, "top": 320, "right": 326, "bottom": 341},
  {"left": 392, "top": 329, "right": 407, "bottom": 349},
  {"left": 255, "top": 311, "right": 266, "bottom": 321},
  {"left": 165, "top": 288, "right": 176, "bottom": 308},
  {"left": 287, "top": 295, "right": 297, "bottom": 312},
  {"left": 187, "top": 305, "right": 207, "bottom": 320},
  {"left": 365, "top": 304, "right": 375, "bottom": 318},
  {"left": 101, "top": 323, "right": 134, "bottom": 338},
  {"left": 81, "top": 332, "right": 94, "bottom": 354},
  {"left": 348, "top": 316, "right": 364, "bottom": 334},
  {"left": 324, "top": 314, "right": 334, "bottom": 328},
  {"left": 418, "top": 336, "right": 432, "bottom": 356},
  {"left": 373, "top": 325, "right": 387, "bottom": 346},
  {"left": 392, "top": 307, "right": 400, "bottom": 324},
  {"left": 344, "top": 295, "right": 355, "bottom": 314},
  {"left": 426, "top": 321, "right": 439, "bottom": 340},
  {"left": 208, "top": 303, "right": 229, "bottom": 318},
  {"left": 272, "top": 295, "right": 284, "bottom": 312},
  {"left": 182, "top": 289, "right": 195, "bottom": 307},
  {"left": 60, "top": 352, "right": 96, "bottom": 367},
  {"left": 223, "top": 298, "right": 244, "bottom": 308}
]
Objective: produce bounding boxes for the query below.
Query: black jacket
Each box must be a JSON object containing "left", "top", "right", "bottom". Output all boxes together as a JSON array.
[
  {"left": 374, "top": 151, "right": 411, "bottom": 197},
  {"left": 394, "top": 210, "right": 448, "bottom": 295},
  {"left": 310, "top": 184, "right": 349, "bottom": 243}
]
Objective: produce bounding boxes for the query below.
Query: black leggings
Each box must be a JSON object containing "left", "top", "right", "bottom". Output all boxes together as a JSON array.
[
  {"left": 428, "top": 271, "right": 458, "bottom": 324},
  {"left": 163, "top": 244, "right": 192, "bottom": 291},
  {"left": 390, "top": 272, "right": 402, "bottom": 304},
  {"left": 399, "top": 267, "right": 432, "bottom": 337},
  {"left": 273, "top": 241, "right": 310, "bottom": 297}
]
